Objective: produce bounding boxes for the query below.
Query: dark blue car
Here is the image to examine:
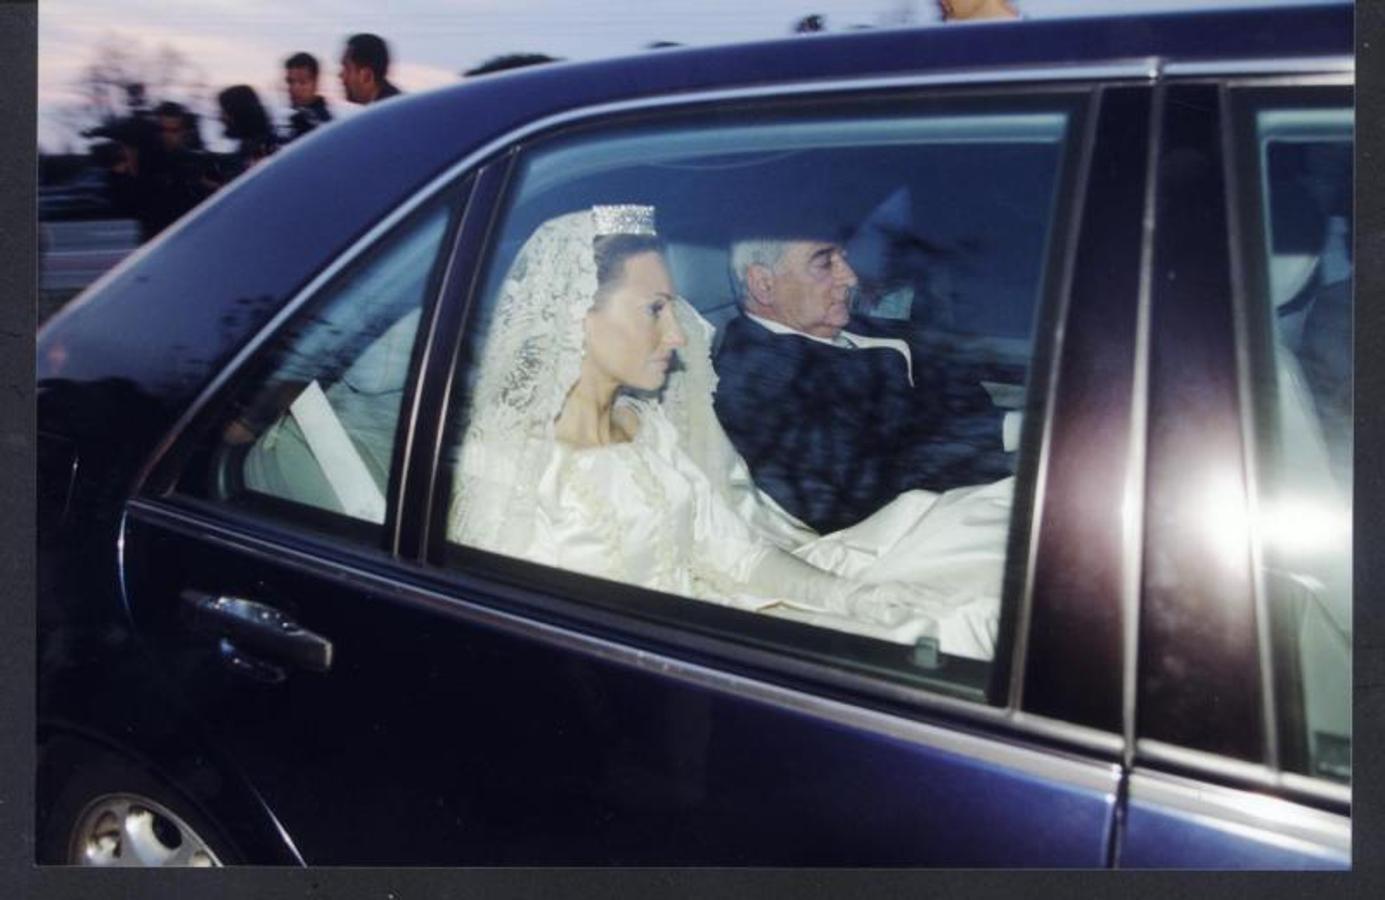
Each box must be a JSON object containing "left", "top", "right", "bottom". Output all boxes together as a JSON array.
[{"left": 36, "top": 2, "right": 1353, "bottom": 867}]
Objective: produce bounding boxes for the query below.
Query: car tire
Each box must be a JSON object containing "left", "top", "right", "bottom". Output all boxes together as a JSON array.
[{"left": 37, "top": 738, "right": 241, "bottom": 867}]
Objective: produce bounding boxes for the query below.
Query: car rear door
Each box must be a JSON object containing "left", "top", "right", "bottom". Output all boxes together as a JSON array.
[{"left": 118, "top": 74, "right": 1154, "bottom": 866}]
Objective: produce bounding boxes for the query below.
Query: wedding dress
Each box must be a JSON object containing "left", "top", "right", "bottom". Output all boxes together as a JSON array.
[{"left": 447, "top": 206, "right": 1010, "bottom": 661}]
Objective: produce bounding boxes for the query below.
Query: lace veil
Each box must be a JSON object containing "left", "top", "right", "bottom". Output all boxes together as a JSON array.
[{"left": 448, "top": 204, "right": 763, "bottom": 555}]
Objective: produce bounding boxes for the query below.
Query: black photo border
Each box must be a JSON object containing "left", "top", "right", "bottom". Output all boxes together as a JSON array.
[{"left": 2, "top": 0, "right": 1382, "bottom": 896}]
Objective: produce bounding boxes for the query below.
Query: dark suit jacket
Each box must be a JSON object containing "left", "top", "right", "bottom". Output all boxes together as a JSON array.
[{"left": 712, "top": 315, "right": 1007, "bottom": 534}]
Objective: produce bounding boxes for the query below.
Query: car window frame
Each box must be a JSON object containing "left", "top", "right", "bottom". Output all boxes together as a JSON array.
[
  {"left": 1224, "top": 78, "right": 1351, "bottom": 786},
  {"left": 1225, "top": 78, "right": 1352, "bottom": 790},
  {"left": 408, "top": 77, "right": 1142, "bottom": 743},
  {"left": 136, "top": 175, "right": 476, "bottom": 555}
]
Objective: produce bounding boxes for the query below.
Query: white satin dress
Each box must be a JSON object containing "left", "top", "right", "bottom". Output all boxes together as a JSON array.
[{"left": 463, "top": 396, "right": 1009, "bottom": 661}]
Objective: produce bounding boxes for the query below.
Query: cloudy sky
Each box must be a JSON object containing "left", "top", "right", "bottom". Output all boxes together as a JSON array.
[{"left": 37, "top": 0, "right": 1342, "bottom": 152}]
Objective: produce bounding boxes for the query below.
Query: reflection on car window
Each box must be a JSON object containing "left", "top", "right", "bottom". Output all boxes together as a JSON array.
[
  {"left": 1252, "top": 101, "right": 1351, "bottom": 783},
  {"left": 177, "top": 190, "right": 457, "bottom": 530},
  {"left": 439, "top": 95, "right": 1081, "bottom": 695}
]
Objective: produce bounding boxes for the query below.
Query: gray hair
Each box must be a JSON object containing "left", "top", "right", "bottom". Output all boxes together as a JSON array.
[{"left": 728, "top": 238, "right": 791, "bottom": 303}]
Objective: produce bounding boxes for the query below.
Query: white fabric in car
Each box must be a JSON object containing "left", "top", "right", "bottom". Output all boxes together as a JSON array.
[
  {"left": 459, "top": 394, "right": 1002, "bottom": 660},
  {"left": 288, "top": 379, "right": 387, "bottom": 523}
]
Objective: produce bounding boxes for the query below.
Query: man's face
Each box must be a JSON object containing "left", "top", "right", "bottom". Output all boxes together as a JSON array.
[
  {"left": 157, "top": 115, "right": 185, "bottom": 152},
  {"left": 286, "top": 66, "right": 317, "bottom": 108},
  {"left": 761, "top": 241, "right": 858, "bottom": 339},
  {"left": 339, "top": 53, "right": 372, "bottom": 104}
]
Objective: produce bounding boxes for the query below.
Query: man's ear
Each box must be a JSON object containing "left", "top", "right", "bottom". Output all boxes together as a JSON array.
[{"left": 745, "top": 264, "right": 775, "bottom": 307}]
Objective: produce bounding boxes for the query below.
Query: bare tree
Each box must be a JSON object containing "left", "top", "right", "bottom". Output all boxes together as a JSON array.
[
  {"left": 75, "top": 34, "right": 143, "bottom": 126},
  {"left": 46, "top": 33, "right": 210, "bottom": 149},
  {"left": 147, "top": 41, "right": 210, "bottom": 104}
]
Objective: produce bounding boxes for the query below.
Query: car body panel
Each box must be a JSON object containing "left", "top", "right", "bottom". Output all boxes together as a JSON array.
[
  {"left": 121, "top": 504, "right": 1120, "bottom": 865},
  {"left": 1119, "top": 770, "right": 1349, "bottom": 868}
]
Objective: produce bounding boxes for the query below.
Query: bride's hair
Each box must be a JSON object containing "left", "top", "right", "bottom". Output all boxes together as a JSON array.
[{"left": 593, "top": 233, "right": 665, "bottom": 301}]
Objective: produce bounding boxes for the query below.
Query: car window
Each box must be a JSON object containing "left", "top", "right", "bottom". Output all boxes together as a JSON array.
[
  {"left": 173, "top": 186, "right": 462, "bottom": 535},
  {"left": 434, "top": 92, "right": 1086, "bottom": 700},
  {"left": 1239, "top": 91, "right": 1351, "bottom": 783}
]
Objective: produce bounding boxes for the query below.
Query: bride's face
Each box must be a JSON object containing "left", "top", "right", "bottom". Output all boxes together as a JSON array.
[{"left": 584, "top": 250, "right": 686, "bottom": 392}]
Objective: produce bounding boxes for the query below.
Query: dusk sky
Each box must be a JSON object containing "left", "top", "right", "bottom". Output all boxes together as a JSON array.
[{"left": 38, "top": 0, "right": 1344, "bottom": 152}]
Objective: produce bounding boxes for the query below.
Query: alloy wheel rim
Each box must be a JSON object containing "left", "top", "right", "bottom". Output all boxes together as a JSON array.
[{"left": 68, "top": 792, "right": 221, "bottom": 866}]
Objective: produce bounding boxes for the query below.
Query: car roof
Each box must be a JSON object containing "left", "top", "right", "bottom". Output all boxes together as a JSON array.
[
  {"left": 455, "top": 2, "right": 1351, "bottom": 95},
  {"left": 410, "top": 3, "right": 1349, "bottom": 156}
]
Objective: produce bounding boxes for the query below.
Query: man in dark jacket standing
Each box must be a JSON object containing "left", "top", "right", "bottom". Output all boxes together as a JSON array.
[
  {"left": 339, "top": 33, "right": 403, "bottom": 105},
  {"left": 283, "top": 51, "right": 333, "bottom": 141},
  {"left": 713, "top": 230, "right": 1008, "bottom": 534}
]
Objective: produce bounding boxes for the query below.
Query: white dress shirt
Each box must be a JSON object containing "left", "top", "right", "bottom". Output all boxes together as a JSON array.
[{"left": 744, "top": 313, "right": 915, "bottom": 386}]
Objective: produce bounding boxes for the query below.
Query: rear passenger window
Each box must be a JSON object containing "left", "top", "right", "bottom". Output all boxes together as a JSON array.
[
  {"left": 173, "top": 185, "right": 463, "bottom": 535},
  {"left": 1235, "top": 87, "right": 1351, "bottom": 782},
  {"left": 436, "top": 92, "right": 1088, "bottom": 700}
]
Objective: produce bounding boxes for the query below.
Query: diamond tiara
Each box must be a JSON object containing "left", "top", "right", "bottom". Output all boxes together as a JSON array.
[{"left": 591, "top": 204, "right": 657, "bottom": 237}]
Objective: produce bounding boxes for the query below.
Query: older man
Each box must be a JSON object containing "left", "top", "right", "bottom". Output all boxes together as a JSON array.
[{"left": 712, "top": 232, "right": 1007, "bottom": 534}]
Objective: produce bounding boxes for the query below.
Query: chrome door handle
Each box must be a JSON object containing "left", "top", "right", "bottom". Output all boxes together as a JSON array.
[{"left": 180, "top": 590, "right": 333, "bottom": 673}]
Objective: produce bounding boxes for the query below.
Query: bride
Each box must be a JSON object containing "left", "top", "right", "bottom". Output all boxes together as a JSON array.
[{"left": 448, "top": 205, "right": 1011, "bottom": 661}]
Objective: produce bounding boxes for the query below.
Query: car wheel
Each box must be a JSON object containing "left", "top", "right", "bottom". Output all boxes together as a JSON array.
[{"left": 38, "top": 743, "right": 238, "bottom": 866}]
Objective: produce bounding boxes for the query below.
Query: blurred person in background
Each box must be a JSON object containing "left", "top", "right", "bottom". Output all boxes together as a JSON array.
[
  {"left": 83, "top": 98, "right": 212, "bottom": 242},
  {"left": 82, "top": 83, "right": 157, "bottom": 224},
  {"left": 140, "top": 100, "right": 215, "bottom": 238},
  {"left": 283, "top": 51, "right": 333, "bottom": 142},
  {"left": 177, "top": 106, "right": 206, "bottom": 151},
  {"left": 339, "top": 33, "right": 403, "bottom": 105},
  {"left": 938, "top": 0, "right": 1020, "bottom": 21},
  {"left": 154, "top": 101, "right": 197, "bottom": 156},
  {"left": 87, "top": 124, "right": 147, "bottom": 232},
  {"left": 216, "top": 84, "right": 279, "bottom": 180}
]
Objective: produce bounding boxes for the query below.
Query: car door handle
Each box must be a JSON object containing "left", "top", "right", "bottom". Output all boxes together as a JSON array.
[{"left": 180, "top": 590, "right": 334, "bottom": 673}]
